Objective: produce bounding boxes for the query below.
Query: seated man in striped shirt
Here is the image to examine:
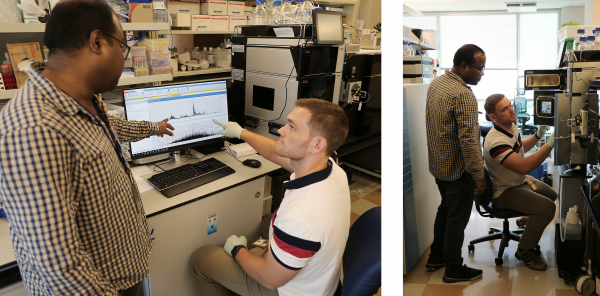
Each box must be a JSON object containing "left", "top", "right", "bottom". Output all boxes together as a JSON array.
[
  {"left": 483, "top": 93, "right": 557, "bottom": 271},
  {"left": 190, "top": 99, "right": 350, "bottom": 296}
]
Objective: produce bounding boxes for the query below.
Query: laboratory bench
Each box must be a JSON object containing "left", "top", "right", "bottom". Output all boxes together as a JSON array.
[{"left": 0, "top": 149, "right": 281, "bottom": 296}]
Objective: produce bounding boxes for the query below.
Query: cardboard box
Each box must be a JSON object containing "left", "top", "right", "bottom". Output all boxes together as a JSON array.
[
  {"left": 191, "top": 14, "right": 212, "bottom": 31},
  {"left": 6, "top": 42, "right": 44, "bottom": 88},
  {"left": 201, "top": 0, "right": 228, "bottom": 15},
  {"left": 171, "top": 13, "right": 192, "bottom": 27},
  {"left": 168, "top": 0, "right": 200, "bottom": 14},
  {"left": 211, "top": 16, "right": 229, "bottom": 31},
  {"left": 227, "top": 1, "right": 244, "bottom": 16},
  {"left": 229, "top": 16, "right": 247, "bottom": 30},
  {"left": 403, "top": 26, "right": 412, "bottom": 38},
  {"left": 420, "top": 29, "right": 439, "bottom": 46},
  {"left": 130, "top": 3, "right": 154, "bottom": 23}
]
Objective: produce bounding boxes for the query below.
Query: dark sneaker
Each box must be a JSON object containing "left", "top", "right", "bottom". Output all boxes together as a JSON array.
[
  {"left": 442, "top": 265, "right": 483, "bottom": 283},
  {"left": 425, "top": 257, "right": 446, "bottom": 271},
  {"left": 515, "top": 248, "right": 547, "bottom": 271}
]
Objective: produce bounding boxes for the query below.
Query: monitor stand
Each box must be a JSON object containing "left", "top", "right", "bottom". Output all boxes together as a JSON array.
[
  {"left": 149, "top": 151, "right": 206, "bottom": 172},
  {"left": 131, "top": 153, "right": 170, "bottom": 165}
]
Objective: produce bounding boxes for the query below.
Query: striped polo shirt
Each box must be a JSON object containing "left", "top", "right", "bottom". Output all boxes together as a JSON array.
[
  {"left": 483, "top": 123, "right": 526, "bottom": 198},
  {"left": 269, "top": 159, "right": 350, "bottom": 296}
]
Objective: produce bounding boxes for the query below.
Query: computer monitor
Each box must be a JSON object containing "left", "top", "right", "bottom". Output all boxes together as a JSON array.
[
  {"left": 312, "top": 10, "right": 344, "bottom": 45},
  {"left": 123, "top": 80, "right": 229, "bottom": 160}
]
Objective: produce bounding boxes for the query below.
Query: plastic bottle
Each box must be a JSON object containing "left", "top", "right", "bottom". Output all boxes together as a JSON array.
[
  {"left": 253, "top": 0, "right": 267, "bottom": 25},
  {"left": 589, "top": 36, "right": 597, "bottom": 50},
  {"left": 575, "top": 28, "right": 585, "bottom": 50},
  {"left": 271, "top": 0, "right": 282, "bottom": 24},
  {"left": 294, "top": 0, "right": 304, "bottom": 23},
  {"left": 281, "top": 0, "right": 294, "bottom": 24},
  {"left": 300, "top": 0, "right": 314, "bottom": 24},
  {"left": 207, "top": 47, "right": 215, "bottom": 67},
  {"left": 403, "top": 42, "right": 410, "bottom": 56},
  {"left": 200, "top": 47, "right": 208, "bottom": 61},
  {"left": 407, "top": 42, "right": 415, "bottom": 56},
  {"left": 579, "top": 36, "right": 588, "bottom": 50},
  {"left": 191, "top": 47, "right": 199, "bottom": 61},
  {"left": 565, "top": 206, "right": 582, "bottom": 240}
]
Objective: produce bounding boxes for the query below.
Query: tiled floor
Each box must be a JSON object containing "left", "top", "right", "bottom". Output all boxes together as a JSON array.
[{"left": 402, "top": 202, "right": 580, "bottom": 296}]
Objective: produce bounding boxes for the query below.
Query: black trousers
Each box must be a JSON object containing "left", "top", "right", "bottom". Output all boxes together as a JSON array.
[
  {"left": 119, "top": 279, "right": 145, "bottom": 296},
  {"left": 429, "top": 173, "right": 475, "bottom": 271}
]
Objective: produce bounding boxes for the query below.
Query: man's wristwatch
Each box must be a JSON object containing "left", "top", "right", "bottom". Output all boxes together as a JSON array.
[{"left": 231, "top": 245, "right": 247, "bottom": 259}]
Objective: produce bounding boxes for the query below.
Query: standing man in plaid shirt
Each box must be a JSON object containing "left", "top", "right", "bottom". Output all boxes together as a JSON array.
[
  {"left": 0, "top": 0, "right": 174, "bottom": 295},
  {"left": 425, "top": 44, "right": 487, "bottom": 283}
]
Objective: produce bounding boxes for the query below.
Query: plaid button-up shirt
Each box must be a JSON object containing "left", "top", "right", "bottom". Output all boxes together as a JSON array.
[
  {"left": 0, "top": 63, "right": 160, "bottom": 295},
  {"left": 426, "top": 69, "right": 484, "bottom": 182}
]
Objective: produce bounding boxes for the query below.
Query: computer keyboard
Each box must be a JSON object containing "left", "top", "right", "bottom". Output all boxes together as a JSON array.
[{"left": 147, "top": 158, "right": 236, "bottom": 198}]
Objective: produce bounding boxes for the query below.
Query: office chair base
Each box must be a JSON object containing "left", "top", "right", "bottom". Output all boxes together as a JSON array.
[{"left": 469, "top": 219, "right": 524, "bottom": 266}]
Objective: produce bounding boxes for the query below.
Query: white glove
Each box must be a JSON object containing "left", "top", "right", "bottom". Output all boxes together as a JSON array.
[
  {"left": 213, "top": 119, "right": 245, "bottom": 139},
  {"left": 224, "top": 235, "right": 247, "bottom": 257},
  {"left": 536, "top": 126, "right": 548, "bottom": 139}
]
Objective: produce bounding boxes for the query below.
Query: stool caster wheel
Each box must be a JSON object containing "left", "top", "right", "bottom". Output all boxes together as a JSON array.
[
  {"left": 468, "top": 244, "right": 475, "bottom": 253},
  {"left": 495, "top": 257, "right": 503, "bottom": 266}
]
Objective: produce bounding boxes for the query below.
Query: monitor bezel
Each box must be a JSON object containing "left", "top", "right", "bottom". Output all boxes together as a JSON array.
[
  {"left": 312, "top": 10, "right": 344, "bottom": 45},
  {"left": 122, "top": 80, "right": 229, "bottom": 160}
]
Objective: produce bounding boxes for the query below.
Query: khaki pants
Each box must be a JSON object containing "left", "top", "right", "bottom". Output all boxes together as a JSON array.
[
  {"left": 492, "top": 177, "right": 557, "bottom": 250},
  {"left": 190, "top": 214, "right": 279, "bottom": 296}
]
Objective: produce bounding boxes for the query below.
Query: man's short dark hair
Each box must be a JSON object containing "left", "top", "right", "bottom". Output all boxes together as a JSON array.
[
  {"left": 453, "top": 44, "right": 485, "bottom": 67},
  {"left": 44, "top": 0, "right": 118, "bottom": 57},
  {"left": 484, "top": 93, "right": 506, "bottom": 115}
]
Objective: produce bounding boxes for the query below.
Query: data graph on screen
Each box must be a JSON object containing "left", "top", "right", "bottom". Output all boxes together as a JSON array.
[
  {"left": 123, "top": 81, "right": 229, "bottom": 158},
  {"left": 153, "top": 119, "right": 225, "bottom": 149},
  {"left": 149, "top": 97, "right": 226, "bottom": 122}
]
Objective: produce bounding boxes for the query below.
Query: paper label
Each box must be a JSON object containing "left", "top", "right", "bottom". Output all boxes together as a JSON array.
[
  {"left": 273, "top": 27, "right": 295, "bottom": 38},
  {"left": 232, "top": 44, "right": 244, "bottom": 53},
  {"left": 153, "top": 2, "right": 166, "bottom": 9},
  {"left": 207, "top": 213, "right": 217, "bottom": 235},
  {"left": 232, "top": 68, "right": 244, "bottom": 81}
]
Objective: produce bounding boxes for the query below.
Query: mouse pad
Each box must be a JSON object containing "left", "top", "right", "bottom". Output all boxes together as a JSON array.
[{"left": 207, "top": 213, "right": 217, "bottom": 235}]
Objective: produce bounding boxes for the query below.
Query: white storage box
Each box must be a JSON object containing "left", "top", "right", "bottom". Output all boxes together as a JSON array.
[
  {"left": 211, "top": 16, "right": 230, "bottom": 31},
  {"left": 192, "top": 15, "right": 212, "bottom": 31},
  {"left": 228, "top": 1, "right": 244, "bottom": 16},
  {"left": 557, "top": 25, "right": 600, "bottom": 42},
  {"left": 171, "top": 12, "right": 192, "bottom": 27},
  {"left": 229, "top": 16, "right": 247, "bottom": 30},
  {"left": 201, "top": 0, "right": 228, "bottom": 15},
  {"left": 403, "top": 64, "right": 433, "bottom": 76},
  {"left": 168, "top": 0, "right": 200, "bottom": 14}
]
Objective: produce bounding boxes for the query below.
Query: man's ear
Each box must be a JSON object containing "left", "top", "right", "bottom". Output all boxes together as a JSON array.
[
  {"left": 489, "top": 113, "right": 496, "bottom": 121},
  {"left": 312, "top": 137, "right": 327, "bottom": 155},
  {"left": 88, "top": 30, "right": 104, "bottom": 55}
]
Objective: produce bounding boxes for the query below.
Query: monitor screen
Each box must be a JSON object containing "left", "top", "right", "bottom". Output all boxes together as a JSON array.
[
  {"left": 313, "top": 10, "right": 343, "bottom": 45},
  {"left": 123, "top": 80, "right": 229, "bottom": 159}
]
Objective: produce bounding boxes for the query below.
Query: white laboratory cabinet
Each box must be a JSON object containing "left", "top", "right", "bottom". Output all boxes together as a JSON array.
[{"left": 403, "top": 83, "right": 442, "bottom": 274}]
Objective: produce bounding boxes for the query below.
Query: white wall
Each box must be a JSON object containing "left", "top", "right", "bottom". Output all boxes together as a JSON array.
[{"left": 562, "top": 6, "right": 585, "bottom": 25}]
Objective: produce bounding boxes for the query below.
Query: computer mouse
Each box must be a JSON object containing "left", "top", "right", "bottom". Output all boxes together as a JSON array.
[{"left": 242, "top": 159, "right": 262, "bottom": 168}]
